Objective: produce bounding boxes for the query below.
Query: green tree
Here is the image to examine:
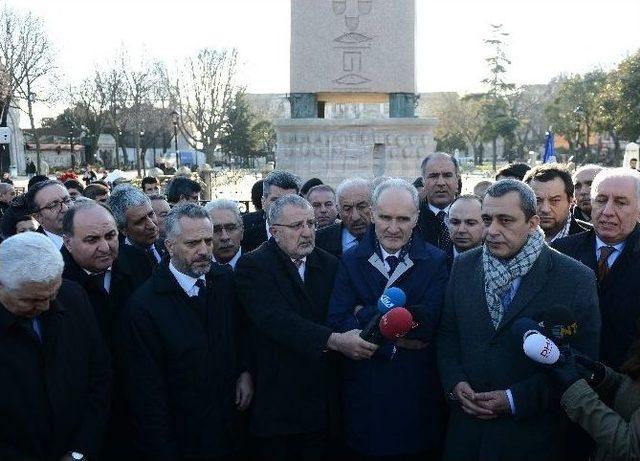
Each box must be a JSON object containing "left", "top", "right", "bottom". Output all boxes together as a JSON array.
[
  {"left": 250, "top": 119, "right": 276, "bottom": 163},
  {"left": 220, "top": 91, "right": 254, "bottom": 167}
]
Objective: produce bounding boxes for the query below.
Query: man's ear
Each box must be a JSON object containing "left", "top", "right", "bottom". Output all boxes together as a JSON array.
[
  {"left": 62, "top": 234, "right": 72, "bottom": 252},
  {"left": 164, "top": 238, "right": 174, "bottom": 257},
  {"left": 528, "top": 214, "right": 541, "bottom": 234}
]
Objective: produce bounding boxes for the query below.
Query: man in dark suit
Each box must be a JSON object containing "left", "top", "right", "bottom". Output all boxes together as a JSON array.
[
  {"left": 61, "top": 200, "right": 152, "bottom": 458},
  {"left": 417, "top": 153, "right": 460, "bottom": 256},
  {"left": 524, "top": 164, "right": 591, "bottom": 243},
  {"left": 572, "top": 164, "right": 604, "bottom": 223},
  {"left": 315, "top": 177, "right": 372, "bottom": 257},
  {"left": 0, "top": 232, "right": 111, "bottom": 461},
  {"left": 553, "top": 168, "right": 640, "bottom": 369},
  {"left": 108, "top": 184, "right": 164, "bottom": 266},
  {"left": 438, "top": 179, "right": 600, "bottom": 461},
  {"left": 241, "top": 170, "right": 299, "bottom": 253},
  {"left": 328, "top": 179, "right": 448, "bottom": 459},
  {"left": 236, "top": 194, "right": 377, "bottom": 460},
  {"left": 25, "top": 179, "right": 74, "bottom": 250},
  {"left": 205, "top": 199, "right": 245, "bottom": 269},
  {"left": 122, "top": 203, "right": 252, "bottom": 461}
]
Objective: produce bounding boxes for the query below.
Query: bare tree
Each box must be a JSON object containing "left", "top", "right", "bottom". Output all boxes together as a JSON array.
[
  {"left": 168, "top": 48, "right": 242, "bottom": 164},
  {"left": 0, "top": 5, "right": 55, "bottom": 173}
]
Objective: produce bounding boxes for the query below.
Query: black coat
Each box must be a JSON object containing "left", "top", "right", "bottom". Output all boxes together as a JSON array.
[
  {"left": 61, "top": 244, "right": 152, "bottom": 458},
  {"left": 241, "top": 212, "right": 268, "bottom": 253},
  {"left": 315, "top": 222, "right": 344, "bottom": 258},
  {"left": 0, "top": 281, "right": 112, "bottom": 461},
  {"left": 553, "top": 225, "right": 640, "bottom": 368},
  {"left": 121, "top": 261, "right": 242, "bottom": 461},
  {"left": 235, "top": 238, "right": 339, "bottom": 437}
]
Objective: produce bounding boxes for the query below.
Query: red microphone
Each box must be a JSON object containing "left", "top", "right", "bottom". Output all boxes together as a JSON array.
[{"left": 379, "top": 307, "right": 415, "bottom": 340}]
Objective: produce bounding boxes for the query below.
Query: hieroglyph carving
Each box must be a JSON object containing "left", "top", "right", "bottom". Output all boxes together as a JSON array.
[{"left": 332, "top": 0, "right": 374, "bottom": 87}]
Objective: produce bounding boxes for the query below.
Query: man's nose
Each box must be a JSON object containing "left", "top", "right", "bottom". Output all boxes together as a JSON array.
[{"left": 538, "top": 200, "right": 551, "bottom": 213}]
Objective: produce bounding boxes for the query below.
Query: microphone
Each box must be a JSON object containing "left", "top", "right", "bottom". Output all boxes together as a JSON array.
[
  {"left": 377, "top": 287, "right": 406, "bottom": 313},
  {"left": 542, "top": 305, "right": 577, "bottom": 344},
  {"left": 511, "top": 318, "right": 561, "bottom": 365},
  {"left": 379, "top": 307, "right": 415, "bottom": 340},
  {"left": 360, "top": 288, "right": 407, "bottom": 344}
]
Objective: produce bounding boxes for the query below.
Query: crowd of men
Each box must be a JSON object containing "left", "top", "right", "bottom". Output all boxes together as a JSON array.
[{"left": 0, "top": 154, "right": 639, "bottom": 461}]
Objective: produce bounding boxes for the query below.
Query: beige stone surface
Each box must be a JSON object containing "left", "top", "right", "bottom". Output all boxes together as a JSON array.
[
  {"left": 290, "top": 0, "right": 416, "bottom": 94},
  {"left": 275, "top": 118, "right": 435, "bottom": 185}
]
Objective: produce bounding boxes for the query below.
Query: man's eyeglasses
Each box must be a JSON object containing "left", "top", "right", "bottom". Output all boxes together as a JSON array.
[
  {"left": 35, "top": 196, "right": 73, "bottom": 213},
  {"left": 271, "top": 219, "right": 317, "bottom": 231},
  {"left": 213, "top": 223, "right": 240, "bottom": 234}
]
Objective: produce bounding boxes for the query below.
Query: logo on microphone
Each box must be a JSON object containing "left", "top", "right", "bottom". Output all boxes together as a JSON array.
[
  {"left": 379, "top": 295, "right": 394, "bottom": 310},
  {"left": 540, "top": 338, "right": 554, "bottom": 359}
]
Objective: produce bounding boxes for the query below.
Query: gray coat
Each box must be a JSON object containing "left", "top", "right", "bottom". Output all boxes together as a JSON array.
[{"left": 437, "top": 245, "right": 601, "bottom": 461}]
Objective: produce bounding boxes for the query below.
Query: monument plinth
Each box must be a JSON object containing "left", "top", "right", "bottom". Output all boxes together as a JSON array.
[{"left": 276, "top": 0, "right": 435, "bottom": 185}]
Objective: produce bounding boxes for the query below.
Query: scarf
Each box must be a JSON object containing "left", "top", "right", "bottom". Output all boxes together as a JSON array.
[
  {"left": 482, "top": 228, "right": 545, "bottom": 329},
  {"left": 548, "top": 216, "right": 572, "bottom": 243}
]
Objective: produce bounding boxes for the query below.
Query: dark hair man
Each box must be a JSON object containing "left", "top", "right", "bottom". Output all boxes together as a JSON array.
[
  {"left": 0, "top": 232, "right": 111, "bottom": 461},
  {"left": 241, "top": 170, "right": 300, "bottom": 253},
  {"left": 236, "top": 194, "right": 375, "bottom": 460},
  {"left": 553, "top": 168, "right": 640, "bottom": 368},
  {"left": 524, "top": 164, "right": 590, "bottom": 242},
  {"left": 307, "top": 184, "right": 339, "bottom": 229},
  {"left": 447, "top": 194, "right": 484, "bottom": 257},
  {"left": 141, "top": 176, "right": 160, "bottom": 196},
  {"left": 438, "top": 179, "right": 600, "bottom": 460},
  {"left": 418, "top": 153, "right": 460, "bottom": 256},
  {"left": 122, "top": 203, "right": 251, "bottom": 460},
  {"left": 328, "top": 179, "right": 447, "bottom": 458},
  {"left": 64, "top": 179, "right": 85, "bottom": 201},
  {"left": 83, "top": 183, "right": 110, "bottom": 203},
  {"left": 572, "top": 164, "right": 604, "bottom": 222},
  {"left": 315, "top": 178, "right": 372, "bottom": 257},
  {"left": 26, "top": 179, "right": 73, "bottom": 249},
  {"left": 165, "top": 176, "right": 201, "bottom": 204},
  {"left": 495, "top": 162, "right": 531, "bottom": 181}
]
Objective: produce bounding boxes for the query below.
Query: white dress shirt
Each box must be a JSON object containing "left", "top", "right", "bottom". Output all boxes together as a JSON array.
[
  {"left": 380, "top": 247, "right": 402, "bottom": 273},
  {"left": 595, "top": 237, "right": 625, "bottom": 267},
  {"left": 83, "top": 268, "right": 112, "bottom": 293},
  {"left": 291, "top": 256, "right": 307, "bottom": 281},
  {"left": 341, "top": 227, "right": 359, "bottom": 252},
  {"left": 44, "top": 230, "right": 64, "bottom": 250},
  {"left": 125, "top": 237, "right": 161, "bottom": 262},
  {"left": 428, "top": 203, "right": 451, "bottom": 216},
  {"left": 214, "top": 248, "right": 242, "bottom": 269},
  {"left": 168, "top": 261, "right": 206, "bottom": 297}
]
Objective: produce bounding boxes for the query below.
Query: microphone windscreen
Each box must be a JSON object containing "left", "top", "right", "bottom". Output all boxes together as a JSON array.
[
  {"left": 379, "top": 307, "right": 414, "bottom": 339},
  {"left": 523, "top": 332, "right": 560, "bottom": 365},
  {"left": 510, "top": 317, "right": 541, "bottom": 343},
  {"left": 543, "top": 305, "right": 577, "bottom": 343},
  {"left": 377, "top": 287, "right": 407, "bottom": 313}
]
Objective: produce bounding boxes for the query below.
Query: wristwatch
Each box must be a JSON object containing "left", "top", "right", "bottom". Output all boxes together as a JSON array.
[{"left": 69, "top": 452, "right": 85, "bottom": 460}]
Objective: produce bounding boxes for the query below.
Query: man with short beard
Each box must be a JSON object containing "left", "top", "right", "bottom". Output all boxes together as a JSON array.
[
  {"left": 572, "top": 164, "right": 604, "bottom": 223},
  {"left": 122, "top": 203, "right": 252, "bottom": 461}
]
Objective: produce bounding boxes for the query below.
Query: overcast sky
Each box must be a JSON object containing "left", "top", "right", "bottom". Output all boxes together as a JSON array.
[{"left": 6, "top": 0, "right": 640, "bottom": 123}]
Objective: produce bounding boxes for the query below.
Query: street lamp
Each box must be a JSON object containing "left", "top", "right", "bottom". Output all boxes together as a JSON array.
[
  {"left": 69, "top": 130, "right": 75, "bottom": 170},
  {"left": 140, "top": 130, "right": 146, "bottom": 177},
  {"left": 171, "top": 110, "right": 180, "bottom": 169}
]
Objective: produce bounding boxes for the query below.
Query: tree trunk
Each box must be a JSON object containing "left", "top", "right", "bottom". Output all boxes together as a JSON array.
[{"left": 492, "top": 138, "right": 497, "bottom": 171}]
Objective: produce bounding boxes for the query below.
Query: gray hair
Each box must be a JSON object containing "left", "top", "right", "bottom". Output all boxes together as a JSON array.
[
  {"left": 0, "top": 232, "right": 64, "bottom": 290},
  {"left": 0, "top": 183, "right": 13, "bottom": 195},
  {"left": 204, "top": 199, "right": 242, "bottom": 224},
  {"left": 486, "top": 179, "right": 537, "bottom": 220},
  {"left": 371, "top": 178, "right": 420, "bottom": 211},
  {"left": 573, "top": 164, "right": 604, "bottom": 182},
  {"left": 108, "top": 184, "right": 152, "bottom": 230},
  {"left": 262, "top": 170, "right": 300, "bottom": 197},
  {"left": 336, "top": 177, "right": 370, "bottom": 203},
  {"left": 267, "top": 194, "right": 312, "bottom": 225},
  {"left": 165, "top": 203, "right": 211, "bottom": 240},
  {"left": 591, "top": 168, "right": 640, "bottom": 201}
]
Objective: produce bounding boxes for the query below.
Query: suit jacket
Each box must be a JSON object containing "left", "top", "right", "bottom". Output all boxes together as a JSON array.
[
  {"left": 0, "top": 281, "right": 112, "bottom": 461},
  {"left": 567, "top": 215, "right": 592, "bottom": 236},
  {"left": 327, "top": 228, "right": 448, "bottom": 456},
  {"left": 437, "top": 245, "right": 600, "bottom": 461},
  {"left": 235, "top": 238, "right": 339, "bottom": 437},
  {"left": 241, "top": 212, "right": 268, "bottom": 253},
  {"left": 121, "top": 262, "right": 242, "bottom": 461},
  {"left": 417, "top": 201, "right": 454, "bottom": 261},
  {"left": 315, "top": 222, "right": 344, "bottom": 258},
  {"left": 553, "top": 225, "right": 640, "bottom": 368}
]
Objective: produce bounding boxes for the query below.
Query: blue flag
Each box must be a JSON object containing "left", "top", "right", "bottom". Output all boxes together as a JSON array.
[{"left": 543, "top": 130, "right": 556, "bottom": 163}]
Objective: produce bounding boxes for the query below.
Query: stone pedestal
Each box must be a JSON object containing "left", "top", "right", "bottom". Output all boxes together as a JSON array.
[{"left": 275, "top": 117, "right": 436, "bottom": 185}]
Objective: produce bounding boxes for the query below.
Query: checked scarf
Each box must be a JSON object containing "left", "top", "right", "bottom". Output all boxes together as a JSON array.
[{"left": 482, "top": 228, "right": 545, "bottom": 329}]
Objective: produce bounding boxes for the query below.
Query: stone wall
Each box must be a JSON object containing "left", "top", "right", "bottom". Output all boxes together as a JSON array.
[{"left": 275, "top": 118, "right": 436, "bottom": 185}]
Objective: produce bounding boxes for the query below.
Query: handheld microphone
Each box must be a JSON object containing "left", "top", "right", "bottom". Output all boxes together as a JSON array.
[
  {"left": 510, "top": 318, "right": 561, "bottom": 365},
  {"left": 379, "top": 307, "right": 415, "bottom": 340},
  {"left": 377, "top": 287, "right": 406, "bottom": 313},
  {"left": 542, "top": 305, "right": 577, "bottom": 344}
]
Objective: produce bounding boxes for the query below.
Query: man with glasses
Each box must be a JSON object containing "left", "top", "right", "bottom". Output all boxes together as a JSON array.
[
  {"left": 316, "top": 178, "right": 373, "bottom": 257},
  {"left": 236, "top": 194, "right": 377, "bottom": 460},
  {"left": 205, "top": 199, "right": 244, "bottom": 269},
  {"left": 25, "top": 179, "right": 74, "bottom": 249}
]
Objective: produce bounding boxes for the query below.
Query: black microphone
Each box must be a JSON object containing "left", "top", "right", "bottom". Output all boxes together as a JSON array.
[
  {"left": 360, "top": 288, "right": 406, "bottom": 344},
  {"left": 542, "top": 304, "right": 577, "bottom": 345}
]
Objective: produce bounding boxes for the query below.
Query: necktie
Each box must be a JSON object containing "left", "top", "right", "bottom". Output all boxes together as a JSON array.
[
  {"left": 386, "top": 255, "right": 400, "bottom": 276},
  {"left": 597, "top": 246, "right": 615, "bottom": 282},
  {"left": 87, "top": 272, "right": 107, "bottom": 294},
  {"left": 436, "top": 211, "right": 452, "bottom": 251},
  {"left": 146, "top": 246, "right": 158, "bottom": 264},
  {"left": 293, "top": 259, "right": 304, "bottom": 280},
  {"left": 31, "top": 318, "right": 43, "bottom": 343}
]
